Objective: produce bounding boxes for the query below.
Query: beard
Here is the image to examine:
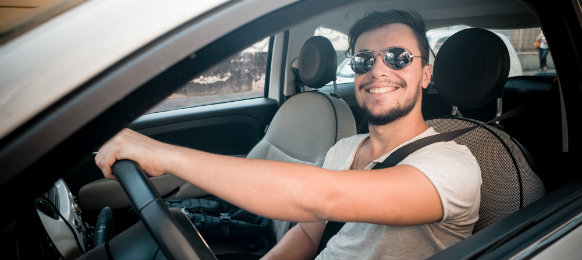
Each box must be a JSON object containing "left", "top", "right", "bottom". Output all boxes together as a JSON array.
[{"left": 359, "top": 82, "right": 421, "bottom": 126}]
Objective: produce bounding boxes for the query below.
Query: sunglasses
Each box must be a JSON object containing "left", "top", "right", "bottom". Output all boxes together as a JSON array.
[{"left": 349, "top": 47, "right": 424, "bottom": 74}]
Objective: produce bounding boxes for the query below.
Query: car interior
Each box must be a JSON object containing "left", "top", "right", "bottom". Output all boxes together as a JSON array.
[
  {"left": 79, "top": 35, "right": 358, "bottom": 245},
  {"left": 1, "top": 0, "right": 580, "bottom": 259}
]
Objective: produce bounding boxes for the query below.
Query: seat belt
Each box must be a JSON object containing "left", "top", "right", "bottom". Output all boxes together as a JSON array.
[{"left": 316, "top": 107, "right": 522, "bottom": 255}]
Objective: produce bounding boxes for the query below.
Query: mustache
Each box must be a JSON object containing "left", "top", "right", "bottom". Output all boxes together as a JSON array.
[{"left": 359, "top": 79, "right": 406, "bottom": 90}]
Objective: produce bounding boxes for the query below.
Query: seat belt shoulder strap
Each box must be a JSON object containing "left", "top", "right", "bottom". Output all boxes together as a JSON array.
[{"left": 315, "top": 107, "right": 521, "bottom": 255}]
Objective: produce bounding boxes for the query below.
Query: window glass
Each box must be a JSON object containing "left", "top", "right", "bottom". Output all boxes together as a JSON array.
[
  {"left": 150, "top": 37, "right": 269, "bottom": 113},
  {"left": 427, "top": 25, "right": 554, "bottom": 77}
]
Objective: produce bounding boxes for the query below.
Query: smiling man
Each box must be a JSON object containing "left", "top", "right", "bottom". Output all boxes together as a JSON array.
[{"left": 96, "top": 10, "right": 481, "bottom": 260}]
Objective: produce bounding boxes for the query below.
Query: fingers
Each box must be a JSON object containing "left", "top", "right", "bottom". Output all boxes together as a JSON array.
[
  {"left": 95, "top": 129, "right": 132, "bottom": 179},
  {"left": 95, "top": 136, "right": 116, "bottom": 179},
  {"left": 94, "top": 128, "right": 168, "bottom": 179}
]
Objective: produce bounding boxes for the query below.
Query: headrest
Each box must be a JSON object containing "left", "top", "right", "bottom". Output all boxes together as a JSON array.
[
  {"left": 433, "top": 28, "right": 510, "bottom": 109},
  {"left": 298, "top": 36, "right": 337, "bottom": 89}
]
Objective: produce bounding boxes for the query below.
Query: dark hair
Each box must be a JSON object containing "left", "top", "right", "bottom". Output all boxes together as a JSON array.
[{"left": 347, "top": 10, "right": 430, "bottom": 66}]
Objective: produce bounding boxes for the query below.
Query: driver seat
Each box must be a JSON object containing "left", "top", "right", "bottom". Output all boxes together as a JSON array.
[
  {"left": 427, "top": 28, "right": 545, "bottom": 232},
  {"left": 79, "top": 36, "right": 356, "bottom": 241},
  {"left": 245, "top": 36, "right": 357, "bottom": 240},
  {"left": 157, "top": 36, "right": 357, "bottom": 242}
]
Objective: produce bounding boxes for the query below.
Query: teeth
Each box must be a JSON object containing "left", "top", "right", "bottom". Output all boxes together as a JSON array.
[{"left": 368, "top": 87, "right": 395, "bottom": 94}]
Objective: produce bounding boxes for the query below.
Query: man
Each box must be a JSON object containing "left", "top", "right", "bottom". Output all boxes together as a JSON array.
[
  {"left": 96, "top": 10, "right": 481, "bottom": 260},
  {"left": 536, "top": 31, "right": 549, "bottom": 71}
]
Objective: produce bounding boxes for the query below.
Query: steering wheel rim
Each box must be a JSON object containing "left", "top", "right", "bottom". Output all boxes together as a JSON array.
[{"left": 113, "top": 160, "right": 216, "bottom": 260}]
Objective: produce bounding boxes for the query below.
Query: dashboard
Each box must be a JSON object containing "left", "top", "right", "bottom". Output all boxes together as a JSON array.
[{"left": 35, "top": 179, "right": 87, "bottom": 259}]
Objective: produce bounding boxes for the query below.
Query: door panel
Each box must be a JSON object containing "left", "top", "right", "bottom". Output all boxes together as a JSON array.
[
  {"left": 131, "top": 98, "right": 278, "bottom": 156},
  {"left": 63, "top": 98, "right": 278, "bottom": 196}
]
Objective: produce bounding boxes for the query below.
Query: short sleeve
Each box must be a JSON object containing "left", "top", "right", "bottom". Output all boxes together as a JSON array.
[
  {"left": 322, "top": 140, "right": 340, "bottom": 170},
  {"left": 400, "top": 141, "right": 482, "bottom": 225}
]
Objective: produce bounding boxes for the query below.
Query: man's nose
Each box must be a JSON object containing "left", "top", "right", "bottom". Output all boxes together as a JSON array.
[{"left": 369, "top": 54, "right": 394, "bottom": 76}]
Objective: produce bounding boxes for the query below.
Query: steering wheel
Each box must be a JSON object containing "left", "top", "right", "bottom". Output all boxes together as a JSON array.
[{"left": 112, "top": 160, "right": 217, "bottom": 260}]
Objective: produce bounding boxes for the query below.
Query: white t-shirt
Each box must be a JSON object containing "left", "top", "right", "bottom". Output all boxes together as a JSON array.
[{"left": 315, "top": 127, "right": 482, "bottom": 260}]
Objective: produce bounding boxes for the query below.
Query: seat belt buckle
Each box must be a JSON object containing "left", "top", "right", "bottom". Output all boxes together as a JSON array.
[
  {"left": 220, "top": 213, "right": 231, "bottom": 223},
  {"left": 220, "top": 213, "right": 231, "bottom": 236}
]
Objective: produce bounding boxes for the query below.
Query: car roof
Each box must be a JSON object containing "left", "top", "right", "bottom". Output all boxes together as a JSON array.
[{"left": 300, "top": 0, "right": 538, "bottom": 35}]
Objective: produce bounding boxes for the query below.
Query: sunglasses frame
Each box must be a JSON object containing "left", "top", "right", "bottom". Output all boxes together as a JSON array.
[{"left": 349, "top": 47, "right": 425, "bottom": 74}]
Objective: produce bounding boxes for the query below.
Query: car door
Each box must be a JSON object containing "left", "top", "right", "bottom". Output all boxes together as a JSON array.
[
  {"left": 63, "top": 37, "right": 282, "bottom": 194},
  {"left": 130, "top": 37, "right": 278, "bottom": 159}
]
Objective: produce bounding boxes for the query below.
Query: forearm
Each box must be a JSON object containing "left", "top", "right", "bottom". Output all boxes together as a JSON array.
[
  {"left": 164, "top": 145, "right": 334, "bottom": 222},
  {"left": 96, "top": 129, "right": 444, "bottom": 226},
  {"left": 95, "top": 129, "right": 334, "bottom": 221}
]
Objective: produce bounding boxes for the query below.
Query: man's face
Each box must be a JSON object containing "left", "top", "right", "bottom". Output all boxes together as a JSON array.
[{"left": 353, "top": 23, "right": 432, "bottom": 125}]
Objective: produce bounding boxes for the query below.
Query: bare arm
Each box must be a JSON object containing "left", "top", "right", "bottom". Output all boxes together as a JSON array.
[{"left": 95, "top": 129, "right": 443, "bottom": 225}]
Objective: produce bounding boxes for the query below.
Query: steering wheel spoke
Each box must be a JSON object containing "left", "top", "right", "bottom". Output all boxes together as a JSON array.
[{"left": 113, "top": 160, "right": 217, "bottom": 260}]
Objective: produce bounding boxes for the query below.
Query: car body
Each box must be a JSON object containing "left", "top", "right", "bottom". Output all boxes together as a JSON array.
[{"left": 0, "top": 0, "right": 581, "bottom": 259}]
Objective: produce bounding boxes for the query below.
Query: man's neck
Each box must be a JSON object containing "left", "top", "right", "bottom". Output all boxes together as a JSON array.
[{"left": 366, "top": 112, "right": 428, "bottom": 160}]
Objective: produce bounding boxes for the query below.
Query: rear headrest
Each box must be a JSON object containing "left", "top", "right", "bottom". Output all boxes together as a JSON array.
[
  {"left": 433, "top": 28, "right": 510, "bottom": 109},
  {"left": 298, "top": 36, "right": 337, "bottom": 89}
]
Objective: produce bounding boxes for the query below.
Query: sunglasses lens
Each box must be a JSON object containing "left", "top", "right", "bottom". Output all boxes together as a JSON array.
[
  {"left": 350, "top": 53, "right": 374, "bottom": 74},
  {"left": 384, "top": 48, "right": 413, "bottom": 70}
]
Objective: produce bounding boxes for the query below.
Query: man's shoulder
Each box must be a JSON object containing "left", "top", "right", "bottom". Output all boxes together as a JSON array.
[
  {"left": 414, "top": 137, "right": 477, "bottom": 163},
  {"left": 334, "top": 134, "right": 369, "bottom": 149},
  {"left": 402, "top": 129, "right": 482, "bottom": 225},
  {"left": 403, "top": 127, "right": 481, "bottom": 180},
  {"left": 419, "top": 127, "right": 474, "bottom": 155}
]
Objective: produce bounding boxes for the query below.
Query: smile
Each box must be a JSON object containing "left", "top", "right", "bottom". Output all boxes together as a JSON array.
[{"left": 367, "top": 87, "right": 399, "bottom": 94}]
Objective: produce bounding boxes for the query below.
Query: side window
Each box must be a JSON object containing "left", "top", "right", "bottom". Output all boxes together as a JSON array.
[
  {"left": 149, "top": 37, "right": 270, "bottom": 113},
  {"left": 427, "top": 26, "right": 554, "bottom": 77}
]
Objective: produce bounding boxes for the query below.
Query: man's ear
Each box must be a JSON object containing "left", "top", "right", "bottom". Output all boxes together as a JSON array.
[{"left": 421, "top": 64, "right": 433, "bottom": 89}]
